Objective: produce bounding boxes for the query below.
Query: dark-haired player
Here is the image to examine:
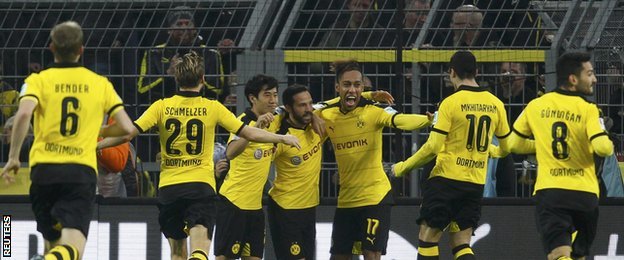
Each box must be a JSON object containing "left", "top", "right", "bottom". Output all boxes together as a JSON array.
[
  {"left": 317, "top": 59, "right": 432, "bottom": 260},
  {"left": 510, "top": 51, "right": 613, "bottom": 260},
  {"left": 392, "top": 51, "right": 519, "bottom": 260}
]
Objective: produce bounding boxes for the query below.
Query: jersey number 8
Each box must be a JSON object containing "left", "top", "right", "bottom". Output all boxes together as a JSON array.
[{"left": 551, "top": 121, "right": 569, "bottom": 159}]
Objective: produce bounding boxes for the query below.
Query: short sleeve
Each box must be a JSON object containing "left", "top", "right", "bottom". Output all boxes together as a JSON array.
[
  {"left": 134, "top": 99, "right": 162, "bottom": 133},
  {"left": 433, "top": 99, "right": 452, "bottom": 134},
  {"left": 19, "top": 75, "right": 42, "bottom": 104},
  {"left": 374, "top": 106, "right": 397, "bottom": 127},
  {"left": 216, "top": 103, "right": 245, "bottom": 135},
  {"left": 586, "top": 104, "right": 607, "bottom": 140},
  {"left": 103, "top": 79, "right": 124, "bottom": 117},
  {"left": 512, "top": 106, "right": 532, "bottom": 138}
]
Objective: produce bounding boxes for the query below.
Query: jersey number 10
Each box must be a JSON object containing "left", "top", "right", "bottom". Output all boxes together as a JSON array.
[{"left": 465, "top": 114, "right": 491, "bottom": 152}]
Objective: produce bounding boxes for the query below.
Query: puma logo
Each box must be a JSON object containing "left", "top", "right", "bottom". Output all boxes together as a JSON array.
[
  {"left": 329, "top": 126, "right": 335, "bottom": 132},
  {"left": 366, "top": 237, "right": 376, "bottom": 245}
]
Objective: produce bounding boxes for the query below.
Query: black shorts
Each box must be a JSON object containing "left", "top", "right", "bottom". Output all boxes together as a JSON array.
[
  {"left": 267, "top": 197, "right": 316, "bottom": 260},
  {"left": 417, "top": 177, "right": 483, "bottom": 232},
  {"left": 30, "top": 164, "right": 96, "bottom": 241},
  {"left": 214, "top": 195, "right": 265, "bottom": 258},
  {"left": 330, "top": 192, "right": 392, "bottom": 255},
  {"left": 535, "top": 189, "right": 599, "bottom": 257},
  {"left": 157, "top": 183, "right": 217, "bottom": 240}
]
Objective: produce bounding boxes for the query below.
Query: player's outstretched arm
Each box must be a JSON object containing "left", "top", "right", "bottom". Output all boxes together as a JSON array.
[
  {"left": 98, "top": 134, "right": 137, "bottom": 151},
  {"left": 98, "top": 110, "right": 139, "bottom": 150},
  {"left": 391, "top": 113, "right": 432, "bottom": 131},
  {"left": 1, "top": 100, "right": 36, "bottom": 183},
  {"left": 226, "top": 112, "right": 275, "bottom": 160},
  {"left": 591, "top": 134, "right": 614, "bottom": 157},
  {"left": 237, "top": 125, "right": 300, "bottom": 150},
  {"left": 100, "top": 110, "right": 138, "bottom": 139},
  {"left": 507, "top": 131, "right": 536, "bottom": 155},
  {"left": 392, "top": 131, "right": 445, "bottom": 177}
]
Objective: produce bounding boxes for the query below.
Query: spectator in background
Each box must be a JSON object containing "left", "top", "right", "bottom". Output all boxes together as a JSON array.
[
  {"left": 97, "top": 118, "right": 138, "bottom": 198},
  {"left": 319, "top": 0, "right": 384, "bottom": 47},
  {"left": 486, "top": 62, "right": 540, "bottom": 197},
  {"left": 439, "top": 5, "right": 497, "bottom": 48},
  {"left": 97, "top": 138, "right": 130, "bottom": 198},
  {"left": 137, "top": 6, "right": 228, "bottom": 104},
  {"left": 382, "top": 0, "right": 431, "bottom": 47},
  {"left": 136, "top": 6, "right": 229, "bottom": 162},
  {"left": 495, "top": 62, "right": 538, "bottom": 122}
]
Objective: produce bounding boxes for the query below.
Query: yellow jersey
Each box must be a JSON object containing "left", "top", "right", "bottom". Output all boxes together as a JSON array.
[
  {"left": 513, "top": 89, "right": 608, "bottom": 196},
  {"left": 219, "top": 108, "right": 281, "bottom": 210},
  {"left": 134, "top": 91, "right": 244, "bottom": 189},
  {"left": 20, "top": 63, "right": 124, "bottom": 172},
  {"left": 318, "top": 99, "right": 430, "bottom": 208},
  {"left": 269, "top": 117, "right": 325, "bottom": 209},
  {"left": 428, "top": 85, "right": 510, "bottom": 184}
]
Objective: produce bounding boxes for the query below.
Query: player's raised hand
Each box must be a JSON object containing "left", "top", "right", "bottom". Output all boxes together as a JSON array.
[
  {"left": 1, "top": 158, "right": 20, "bottom": 185},
  {"left": 426, "top": 111, "right": 435, "bottom": 122},
  {"left": 372, "top": 90, "right": 395, "bottom": 105},
  {"left": 255, "top": 113, "right": 275, "bottom": 129},
  {"left": 281, "top": 134, "right": 301, "bottom": 150}
]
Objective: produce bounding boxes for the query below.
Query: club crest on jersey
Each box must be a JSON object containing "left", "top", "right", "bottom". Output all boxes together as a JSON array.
[
  {"left": 356, "top": 117, "right": 365, "bottom": 128},
  {"left": 254, "top": 149, "right": 263, "bottom": 159},
  {"left": 291, "top": 156, "right": 302, "bottom": 165}
]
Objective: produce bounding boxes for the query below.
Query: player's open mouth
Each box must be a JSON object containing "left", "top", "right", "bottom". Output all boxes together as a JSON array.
[{"left": 345, "top": 96, "right": 357, "bottom": 106}]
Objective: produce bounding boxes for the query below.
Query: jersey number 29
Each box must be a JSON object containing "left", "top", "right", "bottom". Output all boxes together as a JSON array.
[{"left": 165, "top": 118, "right": 205, "bottom": 156}]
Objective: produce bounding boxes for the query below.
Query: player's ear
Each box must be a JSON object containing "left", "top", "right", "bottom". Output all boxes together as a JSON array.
[
  {"left": 449, "top": 68, "right": 456, "bottom": 78},
  {"left": 284, "top": 104, "right": 293, "bottom": 114},
  {"left": 568, "top": 74, "right": 578, "bottom": 86}
]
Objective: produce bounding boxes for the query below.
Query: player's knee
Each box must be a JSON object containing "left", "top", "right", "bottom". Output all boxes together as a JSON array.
[{"left": 418, "top": 224, "right": 443, "bottom": 242}]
